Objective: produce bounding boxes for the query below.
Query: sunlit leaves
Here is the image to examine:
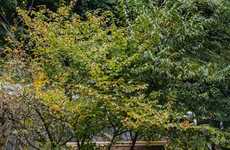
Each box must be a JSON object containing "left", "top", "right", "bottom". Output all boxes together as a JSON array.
[{"left": 1, "top": 0, "right": 229, "bottom": 149}]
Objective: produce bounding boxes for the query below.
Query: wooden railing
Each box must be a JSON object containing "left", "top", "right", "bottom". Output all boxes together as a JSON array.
[{"left": 66, "top": 141, "right": 168, "bottom": 150}]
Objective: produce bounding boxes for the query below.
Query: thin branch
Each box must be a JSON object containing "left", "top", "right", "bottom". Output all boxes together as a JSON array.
[
  {"left": 34, "top": 107, "right": 55, "bottom": 147},
  {"left": 60, "top": 135, "right": 73, "bottom": 146}
]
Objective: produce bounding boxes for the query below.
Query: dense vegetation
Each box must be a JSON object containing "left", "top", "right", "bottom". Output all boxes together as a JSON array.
[{"left": 0, "top": 0, "right": 230, "bottom": 149}]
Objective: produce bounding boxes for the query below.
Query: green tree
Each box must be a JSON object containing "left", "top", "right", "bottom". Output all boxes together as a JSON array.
[{"left": 0, "top": 0, "right": 229, "bottom": 149}]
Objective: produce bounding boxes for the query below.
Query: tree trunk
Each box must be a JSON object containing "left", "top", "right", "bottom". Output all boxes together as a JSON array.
[{"left": 130, "top": 132, "right": 138, "bottom": 150}]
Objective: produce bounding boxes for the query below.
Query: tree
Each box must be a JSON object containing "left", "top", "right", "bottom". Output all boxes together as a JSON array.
[{"left": 0, "top": 0, "right": 230, "bottom": 149}]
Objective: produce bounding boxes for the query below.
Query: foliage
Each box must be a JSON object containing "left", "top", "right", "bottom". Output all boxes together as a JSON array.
[{"left": 0, "top": 0, "right": 230, "bottom": 149}]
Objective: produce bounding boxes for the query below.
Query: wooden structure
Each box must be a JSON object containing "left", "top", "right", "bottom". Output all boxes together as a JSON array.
[{"left": 66, "top": 141, "right": 168, "bottom": 150}]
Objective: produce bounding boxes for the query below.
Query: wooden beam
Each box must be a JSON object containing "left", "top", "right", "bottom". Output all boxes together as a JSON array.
[{"left": 66, "top": 141, "right": 168, "bottom": 147}]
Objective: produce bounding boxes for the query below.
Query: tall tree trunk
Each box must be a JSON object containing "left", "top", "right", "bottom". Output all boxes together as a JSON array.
[
  {"left": 130, "top": 132, "right": 138, "bottom": 150},
  {"left": 77, "top": 140, "right": 81, "bottom": 150},
  {"left": 108, "top": 134, "right": 116, "bottom": 150}
]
